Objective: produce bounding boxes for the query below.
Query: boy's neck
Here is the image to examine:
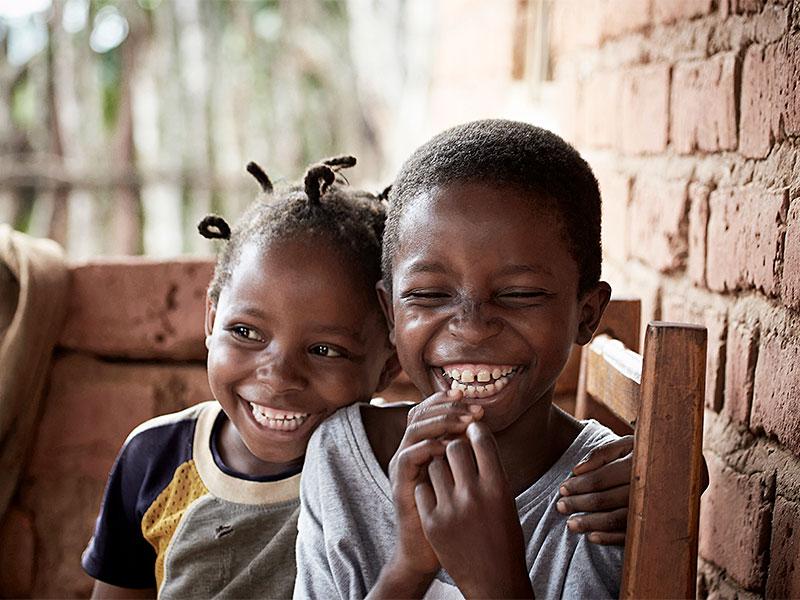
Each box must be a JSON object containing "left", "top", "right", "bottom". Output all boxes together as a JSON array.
[{"left": 493, "top": 397, "right": 581, "bottom": 497}]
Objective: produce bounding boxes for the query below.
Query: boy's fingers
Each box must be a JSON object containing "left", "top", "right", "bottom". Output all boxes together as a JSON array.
[
  {"left": 560, "top": 455, "right": 630, "bottom": 496},
  {"left": 402, "top": 413, "right": 478, "bottom": 447},
  {"left": 465, "top": 422, "right": 504, "bottom": 481},
  {"left": 571, "top": 435, "right": 634, "bottom": 475},
  {"left": 408, "top": 396, "right": 483, "bottom": 426},
  {"left": 391, "top": 439, "right": 446, "bottom": 483},
  {"left": 415, "top": 482, "right": 437, "bottom": 518},
  {"left": 566, "top": 507, "right": 628, "bottom": 536},
  {"left": 586, "top": 531, "right": 626, "bottom": 546},
  {"left": 557, "top": 484, "right": 629, "bottom": 514},
  {"left": 445, "top": 437, "right": 477, "bottom": 488},
  {"left": 428, "top": 456, "right": 455, "bottom": 500}
]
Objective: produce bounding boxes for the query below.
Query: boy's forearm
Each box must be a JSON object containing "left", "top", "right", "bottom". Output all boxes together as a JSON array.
[{"left": 366, "top": 557, "right": 436, "bottom": 600}]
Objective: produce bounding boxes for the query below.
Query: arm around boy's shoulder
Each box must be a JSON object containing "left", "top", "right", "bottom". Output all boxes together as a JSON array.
[{"left": 82, "top": 404, "right": 205, "bottom": 590}]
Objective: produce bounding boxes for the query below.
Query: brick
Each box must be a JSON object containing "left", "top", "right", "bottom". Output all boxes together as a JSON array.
[
  {"left": 551, "top": 0, "right": 603, "bottom": 51},
  {"left": 60, "top": 258, "right": 213, "bottom": 360},
  {"left": 670, "top": 53, "right": 738, "bottom": 153},
  {"left": 783, "top": 199, "right": 800, "bottom": 309},
  {"left": 740, "top": 35, "right": 800, "bottom": 158},
  {"left": 724, "top": 320, "right": 759, "bottom": 425},
  {"left": 601, "top": 0, "right": 651, "bottom": 39},
  {"left": 662, "top": 298, "right": 726, "bottom": 411},
  {"left": 621, "top": 64, "right": 671, "bottom": 155},
  {"left": 0, "top": 507, "right": 35, "bottom": 596},
  {"left": 595, "top": 166, "right": 630, "bottom": 264},
  {"left": 23, "top": 477, "right": 103, "bottom": 597},
  {"left": 628, "top": 177, "right": 688, "bottom": 272},
  {"left": 699, "top": 454, "right": 773, "bottom": 590},
  {"left": 740, "top": 44, "right": 777, "bottom": 158},
  {"left": 766, "top": 496, "right": 800, "bottom": 598},
  {"left": 688, "top": 183, "right": 710, "bottom": 286},
  {"left": 579, "top": 71, "right": 621, "bottom": 149},
  {"left": 706, "top": 187, "right": 787, "bottom": 295},
  {"left": 752, "top": 332, "right": 800, "bottom": 455},
  {"left": 653, "top": 0, "right": 715, "bottom": 23},
  {"left": 28, "top": 352, "right": 211, "bottom": 481}
]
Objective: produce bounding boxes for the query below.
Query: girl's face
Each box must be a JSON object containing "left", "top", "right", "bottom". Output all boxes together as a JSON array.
[
  {"left": 205, "top": 236, "right": 395, "bottom": 476},
  {"left": 379, "top": 182, "right": 609, "bottom": 433}
]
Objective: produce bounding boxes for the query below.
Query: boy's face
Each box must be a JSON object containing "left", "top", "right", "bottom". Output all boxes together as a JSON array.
[
  {"left": 206, "top": 237, "right": 395, "bottom": 473},
  {"left": 378, "top": 182, "right": 609, "bottom": 433}
]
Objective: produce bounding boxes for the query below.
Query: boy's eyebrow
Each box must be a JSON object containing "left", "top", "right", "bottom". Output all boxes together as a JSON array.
[{"left": 496, "top": 263, "right": 555, "bottom": 277}]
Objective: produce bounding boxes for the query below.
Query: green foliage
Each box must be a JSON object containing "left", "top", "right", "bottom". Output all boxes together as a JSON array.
[
  {"left": 100, "top": 48, "right": 122, "bottom": 129},
  {"left": 11, "top": 73, "right": 35, "bottom": 128}
]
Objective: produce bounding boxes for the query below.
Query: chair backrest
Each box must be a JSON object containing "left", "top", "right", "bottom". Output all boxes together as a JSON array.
[{"left": 576, "top": 321, "right": 707, "bottom": 599}]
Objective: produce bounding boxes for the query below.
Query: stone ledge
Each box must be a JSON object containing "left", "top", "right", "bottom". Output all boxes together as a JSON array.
[{"left": 59, "top": 257, "right": 214, "bottom": 360}]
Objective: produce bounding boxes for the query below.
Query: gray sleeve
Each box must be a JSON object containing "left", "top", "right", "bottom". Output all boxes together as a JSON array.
[
  {"left": 561, "top": 536, "right": 622, "bottom": 599},
  {"left": 293, "top": 433, "right": 340, "bottom": 600}
]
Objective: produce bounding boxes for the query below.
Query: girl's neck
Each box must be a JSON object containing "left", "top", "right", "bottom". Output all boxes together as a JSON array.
[{"left": 216, "top": 416, "right": 303, "bottom": 479}]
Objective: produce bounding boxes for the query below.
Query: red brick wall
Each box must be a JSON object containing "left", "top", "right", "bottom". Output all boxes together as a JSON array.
[
  {"left": 0, "top": 259, "right": 214, "bottom": 597},
  {"left": 549, "top": 0, "right": 800, "bottom": 596}
]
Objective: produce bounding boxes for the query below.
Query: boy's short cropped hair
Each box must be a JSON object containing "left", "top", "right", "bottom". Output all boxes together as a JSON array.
[{"left": 383, "top": 119, "right": 602, "bottom": 296}]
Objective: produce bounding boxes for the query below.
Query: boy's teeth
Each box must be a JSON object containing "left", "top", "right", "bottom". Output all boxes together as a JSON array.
[{"left": 443, "top": 365, "right": 517, "bottom": 398}]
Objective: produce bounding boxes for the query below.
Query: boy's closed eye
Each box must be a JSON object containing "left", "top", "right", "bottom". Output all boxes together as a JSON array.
[{"left": 495, "top": 289, "right": 554, "bottom": 307}]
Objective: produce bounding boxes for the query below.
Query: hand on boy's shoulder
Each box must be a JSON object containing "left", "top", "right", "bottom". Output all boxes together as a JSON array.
[{"left": 361, "top": 403, "right": 412, "bottom": 473}]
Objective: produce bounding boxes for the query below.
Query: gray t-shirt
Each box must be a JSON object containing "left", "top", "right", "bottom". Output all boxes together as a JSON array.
[{"left": 294, "top": 403, "right": 623, "bottom": 599}]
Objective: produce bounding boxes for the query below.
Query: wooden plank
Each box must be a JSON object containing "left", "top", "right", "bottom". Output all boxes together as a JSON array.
[
  {"left": 583, "top": 334, "right": 641, "bottom": 425},
  {"left": 571, "top": 297, "right": 640, "bottom": 415},
  {"left": 620, "top": 322, "right": 707, "bottom": 599}
]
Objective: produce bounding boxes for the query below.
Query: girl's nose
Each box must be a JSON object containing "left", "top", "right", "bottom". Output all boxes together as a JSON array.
[
  {"left": 447, "top": 299, "right": 502, "bottom": 345},
  {"left": 254, "top": 354, "right": 306, "bottom": 393}
]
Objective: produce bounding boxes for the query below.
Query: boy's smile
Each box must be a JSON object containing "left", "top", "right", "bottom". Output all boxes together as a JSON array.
[
  {"left": 380, "top": 182, "right": 609, "bottom": 433},
  {"left": 206, "top": 237, "right": 394, "bottom": 477}
]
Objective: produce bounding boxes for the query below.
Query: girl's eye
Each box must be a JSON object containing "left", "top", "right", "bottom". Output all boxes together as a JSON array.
[
  {"left": 309, "top": 344, "right": 344, "bottom": 358},
  {"left": 230, "top": 325, "right": 264, "bottom": 342}
]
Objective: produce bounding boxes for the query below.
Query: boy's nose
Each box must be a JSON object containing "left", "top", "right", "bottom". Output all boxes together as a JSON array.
[
  {"left": 447, "top": 299, "right": 502, "bottom": 345},
  {"left": 254, "top": 355, "right": 306, "bottom": 393}
]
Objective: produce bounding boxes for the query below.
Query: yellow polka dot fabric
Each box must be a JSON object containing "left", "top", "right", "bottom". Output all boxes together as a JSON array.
[{"left": 141, "top": 459, "right": 208, "bottom": 589}]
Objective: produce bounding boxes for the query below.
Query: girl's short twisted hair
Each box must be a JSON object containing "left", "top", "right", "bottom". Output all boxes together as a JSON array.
[{"left": 200, "top": 156, "right": 387, "bottom": 305}]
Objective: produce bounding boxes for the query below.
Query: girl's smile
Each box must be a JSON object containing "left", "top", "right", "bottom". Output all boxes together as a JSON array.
[{"left": 206, "top": 236, "right": 394, "bottom": 478}]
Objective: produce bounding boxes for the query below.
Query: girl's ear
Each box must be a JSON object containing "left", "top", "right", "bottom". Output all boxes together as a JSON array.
[
  {"left": 575, "top": 281, "right": 612, "bottom": 345},
  {"left": 376, "top": 280, "right": 396, "bottom": 346},
  {"left": 204, "top": 294, "right": 217, "bottom": 339},
  {"left": 375, "top": 351, "right": 402, "bottom": 393}
]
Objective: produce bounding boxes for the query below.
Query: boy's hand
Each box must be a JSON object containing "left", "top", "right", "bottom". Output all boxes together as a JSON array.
[
  {"left": 556, "top": 435, "right": 633, "bottom": 545},
  {"left": 380, "top": 390, "right": 483, "bottom": 594},
  {"left": 415, "top": 422, "right": 533, "bottom": 599}
]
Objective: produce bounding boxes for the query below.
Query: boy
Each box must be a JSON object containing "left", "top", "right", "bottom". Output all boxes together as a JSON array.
[{"left": 295, "top": 120, "right": 623, "bottom": 598}]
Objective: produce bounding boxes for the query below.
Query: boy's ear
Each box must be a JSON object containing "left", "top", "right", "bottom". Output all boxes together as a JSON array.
[
  {"left": 204, "top": 294, "right": 217, "bottom": 338},
  {"left": 375, "top": 351, "right": 402, "bottom": 393},
  {"left": 376, "top": 280, "right": 396, "bottom": 346},
  {"left": 575, "top": 281, "right": 612, "bottom": 345}
]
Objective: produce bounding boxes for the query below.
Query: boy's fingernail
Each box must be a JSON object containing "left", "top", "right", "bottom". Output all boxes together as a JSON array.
[
  {"left": 567, "top": 518, "right": 580, "bottom": 531},
  {"left": 556, "top": 500, "right": 567, "bottom": 513},
  {"left": 447, "top": 389, "right": 461, "bottom": 398},
  {"left": 459, "top": 415, "right": 473, "bottom": 423},
  {"left": 559, "top": 485, "right": 569, "bottom": 496},
  {"left": 468, "top": 405, "right": 482, "bottom": 414}
]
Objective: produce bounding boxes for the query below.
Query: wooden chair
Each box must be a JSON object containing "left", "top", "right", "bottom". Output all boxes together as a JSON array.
[{"left": 576, "top": 320, "right": 707, "bottom": 599}]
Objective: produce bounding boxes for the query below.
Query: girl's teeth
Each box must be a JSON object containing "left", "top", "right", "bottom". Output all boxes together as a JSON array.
[{"left": 249, "top": 402, "right": 309, "bottom": 430}]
